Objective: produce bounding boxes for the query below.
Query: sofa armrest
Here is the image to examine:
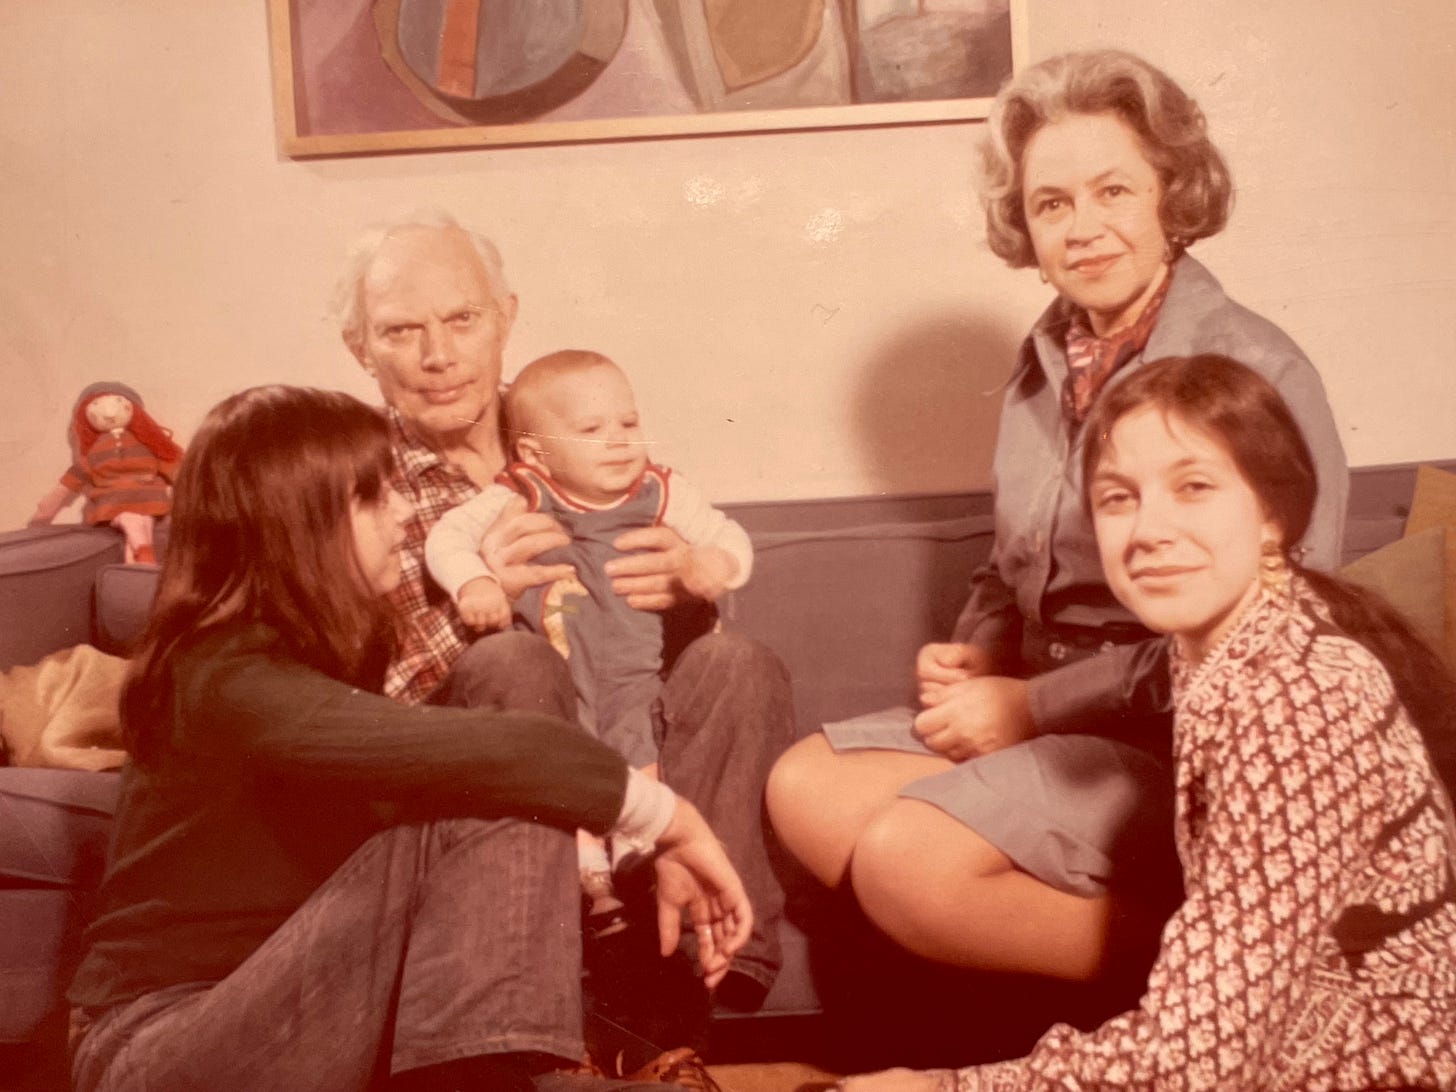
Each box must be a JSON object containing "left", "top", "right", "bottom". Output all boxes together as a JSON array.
[
  {"left": 0, "top": 527, "right": 124, "bottom": 672},
  {"left": 94, "top": 563, "right": 162, "bottom": 656}
]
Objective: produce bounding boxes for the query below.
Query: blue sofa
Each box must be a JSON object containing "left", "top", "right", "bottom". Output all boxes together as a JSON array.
[{"left": 0, "top": 463, "right": 1441, "bottom": 1083}]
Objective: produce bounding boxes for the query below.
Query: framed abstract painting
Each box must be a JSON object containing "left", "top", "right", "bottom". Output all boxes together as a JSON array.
[{"left": 267, "top": 0, "right": 1028, "bottom": 155}]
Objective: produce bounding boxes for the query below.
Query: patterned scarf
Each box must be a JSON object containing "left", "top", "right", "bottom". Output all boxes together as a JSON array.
[{"left": 1061, "top": 264, "right": 1174, "bottom": 425}]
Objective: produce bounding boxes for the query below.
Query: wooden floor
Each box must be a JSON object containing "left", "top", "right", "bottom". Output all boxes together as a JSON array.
[
  {"left": 706, "top": 1061, "right": 841, "bottom": 1092},
  {"left": 0, "top": 1045, "right": 843, "bottom": 1092}
]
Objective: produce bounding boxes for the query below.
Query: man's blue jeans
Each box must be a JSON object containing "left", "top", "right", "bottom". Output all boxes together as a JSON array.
[{"left": 441, "top": 628, "right": 794, "bottom": 993}]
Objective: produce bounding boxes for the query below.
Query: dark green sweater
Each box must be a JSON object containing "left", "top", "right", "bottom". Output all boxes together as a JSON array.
[{"left": 70, "top": 622, "right": 627, "bottom": 1009}]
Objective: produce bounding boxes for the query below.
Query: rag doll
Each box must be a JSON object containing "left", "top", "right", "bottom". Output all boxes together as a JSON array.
[{"left": 30, "top": 381, "right": 183, "bottom": 564}]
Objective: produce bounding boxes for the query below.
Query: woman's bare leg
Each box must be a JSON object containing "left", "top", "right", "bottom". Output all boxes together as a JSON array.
[
  {"left": 765, "top": 734, "right": 952, "bottom": 887},
  {"left": 850, "top": 799, "right": 1113, "bottom": 981}
]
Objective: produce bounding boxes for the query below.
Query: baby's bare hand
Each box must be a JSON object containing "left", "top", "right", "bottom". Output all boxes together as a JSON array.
[{"left": 458, "top": 578, "right": 512, "bottom": 631}]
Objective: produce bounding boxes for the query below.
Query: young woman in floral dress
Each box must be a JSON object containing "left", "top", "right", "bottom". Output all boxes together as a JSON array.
[{"left": 843, "top": 356, "right": 1456, "bottom": 1091}]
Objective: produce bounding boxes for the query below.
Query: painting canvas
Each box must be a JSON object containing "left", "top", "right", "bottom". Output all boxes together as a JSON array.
[{"left": 268, "top": 0, "right": 1028, "bottom": 155}]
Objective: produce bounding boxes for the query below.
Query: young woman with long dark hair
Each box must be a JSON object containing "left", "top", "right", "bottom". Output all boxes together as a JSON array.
[
  {"left": 67, "top": 385, "right": 750, "bottom": 1092},
  {"left": 842, "top": 356, "right": 1456, "bottom": 1090}
]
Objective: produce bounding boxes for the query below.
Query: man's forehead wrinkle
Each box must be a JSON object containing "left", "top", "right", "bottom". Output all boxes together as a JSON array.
[{"left": 364, "top": 265, "right": 486, "bottom": 326}]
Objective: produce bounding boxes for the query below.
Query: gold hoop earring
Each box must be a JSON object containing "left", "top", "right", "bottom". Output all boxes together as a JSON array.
[{"left": 1259, "top": 540, "right": 1291, "bottom": 594}]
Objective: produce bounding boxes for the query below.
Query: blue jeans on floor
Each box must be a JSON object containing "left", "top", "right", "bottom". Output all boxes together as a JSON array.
[{"left": 71, "top": 818, "right": 583, "bottom": 1092}]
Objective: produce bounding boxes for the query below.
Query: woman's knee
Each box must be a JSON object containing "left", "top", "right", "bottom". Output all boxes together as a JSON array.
[
  {"left": 850, "top": 801, "right": 1006, "bottom": 922},
  {"left": 764, "top": 734, "right": 832, "bottom": 836},
  {"left": 765, "top": 734, "right": 861, "bottom": 884},
  {"left": 848, "top": 804, "right": 924, "bottom": 919}
]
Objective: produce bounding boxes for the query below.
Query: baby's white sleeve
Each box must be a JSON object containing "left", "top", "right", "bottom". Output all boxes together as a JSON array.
[
  {"left": 423, "top": 486, "right": 513, "bottom": 602},
  {"left": 612, "top": 768, "right": 677, "bottom": 854},
  {"left": 659, "top": 473, "right": 753, "bottom": 590}
]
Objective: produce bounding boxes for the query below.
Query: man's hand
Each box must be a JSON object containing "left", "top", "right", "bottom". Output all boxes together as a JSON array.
[
  {"left": 604, "top": 526, "right": 713, "bottom": 611},
  {"left": 456, "top": 576, "right": 512, "bottom": 631},
  {"left": 652, "top": 799, "right": 753, "bottom": 989},
  {"left": 912, "top": 676, "right": 1034, "bottom": 762},
  {"left": 915, "top": 642, "right": 992, "bottom": 706},
  {"left": 480, "top": 506, "right": 574, "bottom": 601}
]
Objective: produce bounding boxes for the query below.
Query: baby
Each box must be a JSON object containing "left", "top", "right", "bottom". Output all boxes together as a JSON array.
[{"left": 425, "top": 349, "right": 753, "bottom": 929}]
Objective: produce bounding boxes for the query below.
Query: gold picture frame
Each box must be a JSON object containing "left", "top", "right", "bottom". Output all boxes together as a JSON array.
[{"left": 267, "top": 0, "right": 1028, "bottom": 157}]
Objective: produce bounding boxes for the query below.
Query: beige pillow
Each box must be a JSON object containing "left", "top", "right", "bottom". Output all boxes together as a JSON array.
[
  {"left": 1340, "top": 524, "right": 1446, "bottom": 657},
  {"left": 0, "top": 644, "right": 128, "bottom": 770},
  {"left": 1404, "top": 465, "right": 1456, "bottom": 664}
]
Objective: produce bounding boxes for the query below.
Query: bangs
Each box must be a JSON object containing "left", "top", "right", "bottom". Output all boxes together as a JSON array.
[{"left": 348, "top": 422, "right": 395, "bottom": 504}]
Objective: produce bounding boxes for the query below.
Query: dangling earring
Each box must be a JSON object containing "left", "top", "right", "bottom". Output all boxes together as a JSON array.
[
  {"left": 1259, "top": 539, "right": 1291, "bottom": 595},
  {"left": 1037, "top": 266, "right": 1048, "bottom": 284}
]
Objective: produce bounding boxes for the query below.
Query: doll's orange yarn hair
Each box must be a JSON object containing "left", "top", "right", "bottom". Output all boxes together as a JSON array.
[{"left": 71, "top": 384, "right": 183, "bottom": 465}]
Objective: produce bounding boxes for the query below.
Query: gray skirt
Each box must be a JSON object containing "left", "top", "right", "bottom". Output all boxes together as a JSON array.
[{"left": 824, "top": 706, "right": 1174, "bottom": 898}]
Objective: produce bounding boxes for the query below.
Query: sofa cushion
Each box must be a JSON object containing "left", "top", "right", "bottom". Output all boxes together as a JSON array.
[
  {"left": 0, "top": 769, "right": 121, "bottom": 1043},
  {"left": 0, "top": 889, "right": 77, "bottom": 1043},
  {"left": 0, "top": 647, "right": 128, "bottom": 771},
  {"left": 1339, "top": 524, "right": 1446, "bottom": 656},
  {"left": 0, "top": 768, "right": 120, "bottom": 884},
  {"left": 1405, "top": 465, "right": 1456, "bottom": 664}
]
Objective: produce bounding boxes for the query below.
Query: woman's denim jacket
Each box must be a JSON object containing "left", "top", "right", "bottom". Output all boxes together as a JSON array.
[{"left": 952, "top": 255, "right": 1350, "bottom": 738}]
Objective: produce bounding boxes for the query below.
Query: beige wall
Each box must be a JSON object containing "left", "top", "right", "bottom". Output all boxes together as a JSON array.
[{"left": 4, "top": 1, "right": 1454, "bottom": 531}]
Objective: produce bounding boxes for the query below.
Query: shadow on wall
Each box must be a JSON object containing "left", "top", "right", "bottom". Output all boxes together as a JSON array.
[{"left": 850, "top": 308, "right": 1022, "bottom": 497}]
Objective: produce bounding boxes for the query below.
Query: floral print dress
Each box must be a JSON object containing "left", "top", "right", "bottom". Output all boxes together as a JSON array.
[{"left": 945, "top": 576, "right": 1456, "bottom": 1090}]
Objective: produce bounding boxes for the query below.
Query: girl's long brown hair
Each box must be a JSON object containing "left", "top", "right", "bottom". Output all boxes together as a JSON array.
[
  {"left": 1082, "top": 355, "right": 1456, "bottom": 790},
  {"left": 124, "top": 386, "right": 398, "bottom": 757}
]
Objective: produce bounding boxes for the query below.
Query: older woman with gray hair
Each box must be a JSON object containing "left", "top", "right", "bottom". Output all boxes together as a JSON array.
[{"left": 768, "top": 49, "right": 1349, "bottom": 993}]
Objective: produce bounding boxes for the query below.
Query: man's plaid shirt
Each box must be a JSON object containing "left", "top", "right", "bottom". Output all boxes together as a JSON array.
[{"left": 384, "top": 408, "right": 485, "bottom": 703}]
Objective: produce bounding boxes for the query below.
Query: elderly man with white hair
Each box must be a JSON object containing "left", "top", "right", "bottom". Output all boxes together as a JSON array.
[{"left": 336, "top": 210, "right": 791, "bottom": 1077}]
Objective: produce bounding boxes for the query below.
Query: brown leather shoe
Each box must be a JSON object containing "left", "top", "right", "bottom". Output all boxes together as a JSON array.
[{"left": 623, "top": 1047, "right": 722, "bottom": 1091}]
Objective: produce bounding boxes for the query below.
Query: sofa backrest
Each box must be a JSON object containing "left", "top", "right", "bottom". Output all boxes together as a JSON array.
[
  {"left": 1, "top": 459, "right": 1446, "bottom": 725},
  {"left": 722, "top": 494, "right": 995, "bottom": 734}
]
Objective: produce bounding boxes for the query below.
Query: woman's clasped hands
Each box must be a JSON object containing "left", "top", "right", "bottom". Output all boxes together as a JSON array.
[{"left": 911, "top": 642, "right": 1035, "bottom": 761}]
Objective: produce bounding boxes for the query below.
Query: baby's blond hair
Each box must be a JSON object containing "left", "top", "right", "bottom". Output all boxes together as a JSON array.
[{"left": 504, "top": 349, "right": 622, "bottom": 439}]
